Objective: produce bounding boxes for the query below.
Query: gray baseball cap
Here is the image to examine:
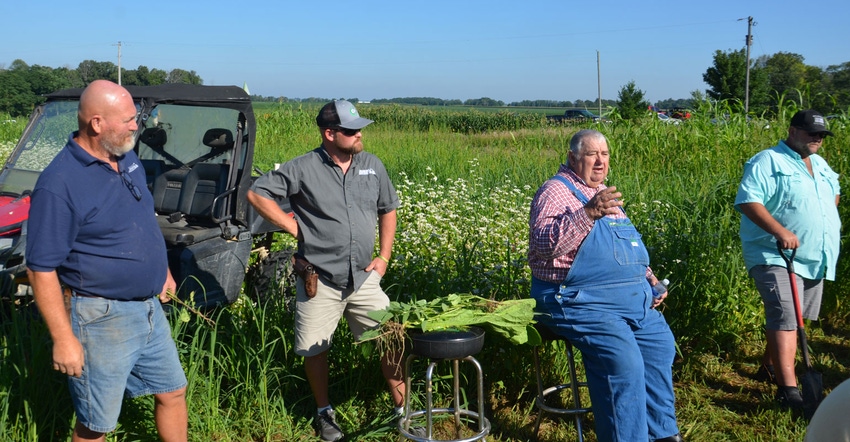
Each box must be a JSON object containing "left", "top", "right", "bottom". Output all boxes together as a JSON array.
[{"left": 316, "top": 100, "right": 373, "bottom": 130}]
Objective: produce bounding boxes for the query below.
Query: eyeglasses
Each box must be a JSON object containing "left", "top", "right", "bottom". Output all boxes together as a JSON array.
[
  {"left": 120, "top": 170, "right": 142, "bottom": 201},
  {"left": 335, "top": 127, "right": 361, "bottom": 137},
  {"left": 807, "top": 132, "right": 827, "bottom": 140}
]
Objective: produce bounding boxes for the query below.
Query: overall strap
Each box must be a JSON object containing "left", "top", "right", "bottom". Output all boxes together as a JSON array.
[{"left": 551, "top": 174, "right": 588, "bottom": 204}]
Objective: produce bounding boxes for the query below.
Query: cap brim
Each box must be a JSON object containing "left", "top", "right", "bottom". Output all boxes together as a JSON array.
[{"left": 338, "top": 117, "right": 373, "bottom": 130}]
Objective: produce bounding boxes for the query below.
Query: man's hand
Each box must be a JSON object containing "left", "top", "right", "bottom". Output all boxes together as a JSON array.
[
  {"left": 52, "top": 336, "right": 85, "bottom": 378},
  {"left": 584, "top": 186, "right": 623, "bottom": 220},
  {"left": 365, "top": 257, "right": 389, "bottom": 277},
  {"left": 159, "top": 269, "right": 178, "bottom": 303},
  {"left": 651, "top": 288, "right": 668, "bottom": 309},
  {"left": 773, "top": 227, "right": 800, "bottom": 250}
]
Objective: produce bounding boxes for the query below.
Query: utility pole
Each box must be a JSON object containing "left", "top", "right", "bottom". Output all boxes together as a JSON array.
[
  {"left": 114, "top": 41, "right": 122, "bottom": 85},
  {"left": 740, "top": 17, "right": 754, "bottom": 113},
  {"left": 597, "top": 50, "right": 602, "bottom": 116}
]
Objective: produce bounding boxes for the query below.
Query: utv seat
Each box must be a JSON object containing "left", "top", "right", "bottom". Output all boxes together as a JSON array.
[
  {"left": 153, "top": 128, "right": 235, "bottom": 247},
  {"left": 152, "top": 167, "right": 191, "bottom": 215},
  {"left": 157, "top": 162, "right": 231, "bottom": 246},
  {"left": 181, "top": 163, "right": 229, "bottom": 220}
]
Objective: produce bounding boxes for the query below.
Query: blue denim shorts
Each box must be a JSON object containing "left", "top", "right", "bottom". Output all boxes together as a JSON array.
[{"left": 68, "top": 295, "right": 187, "bottom": 433}]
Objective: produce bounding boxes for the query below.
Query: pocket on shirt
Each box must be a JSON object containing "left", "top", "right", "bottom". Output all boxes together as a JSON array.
[
  {"left": 817, "top": 168, "right": 840, "bottom": 196},
  {"left": 776, "top": 171, "right": 804, "bottom": 211},
  {"left": 355, "top": 177, "right": 380, "bottom": 205}
]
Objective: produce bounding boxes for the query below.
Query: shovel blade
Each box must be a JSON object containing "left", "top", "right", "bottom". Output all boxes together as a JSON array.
[{"left": 801, "top": 370, "right": 823, "bottom": 420}]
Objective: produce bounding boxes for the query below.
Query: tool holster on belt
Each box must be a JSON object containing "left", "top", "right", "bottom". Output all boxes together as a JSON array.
[{"left": 291, "top": 253, "right": 318, "bottom": 298}]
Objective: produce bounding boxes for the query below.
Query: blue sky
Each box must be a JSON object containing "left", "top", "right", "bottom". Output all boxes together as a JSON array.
[{"left": 2, "top": 1, "right": 848, "bottom": 104}]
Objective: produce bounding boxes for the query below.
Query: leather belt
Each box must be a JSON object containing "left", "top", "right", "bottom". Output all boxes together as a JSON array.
[
  {"left": 62, "top": 287, "right": 99, "bottom": 299},
  {"left": 62, "top": 287, "right": 154, "bottom": 302}
]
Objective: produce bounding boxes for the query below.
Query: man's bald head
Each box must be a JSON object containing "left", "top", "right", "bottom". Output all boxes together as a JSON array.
[
  {"left": 75, "top": 80, "right": 138, "bottom": 157},
  {"left": 78, "top": 80, "right": 133, "bottom": 129}
]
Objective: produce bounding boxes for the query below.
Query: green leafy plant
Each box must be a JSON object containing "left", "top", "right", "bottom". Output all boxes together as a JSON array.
[{"left": 359, "top": 293, "right": 541, "bottom": 358}]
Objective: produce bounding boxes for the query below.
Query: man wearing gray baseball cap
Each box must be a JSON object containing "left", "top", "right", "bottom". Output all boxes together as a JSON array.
[
  {"left": 736, "top": 109, "right": 841, "bottom": 410},
  {"left": 248, "top": 100, "right": 405, "bottom": 441}
]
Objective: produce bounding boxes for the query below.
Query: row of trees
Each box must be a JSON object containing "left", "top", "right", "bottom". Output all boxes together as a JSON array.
[
  {"left": 702, "top": 50, "right": 850, "bottom": 115},
  {"left": 0, "top": 59, "right": 203, "bottom": 116},
  {"left": 4, "top": 51, "right": 849, "bottom": 119}
]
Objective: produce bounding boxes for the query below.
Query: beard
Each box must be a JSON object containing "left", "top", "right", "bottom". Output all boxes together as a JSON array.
[
  {"left": 338, "top": 140, "right": 364, "bottom": 155},
  {"left": 102, "top": 131, "right": 135, "bottom": 156}
]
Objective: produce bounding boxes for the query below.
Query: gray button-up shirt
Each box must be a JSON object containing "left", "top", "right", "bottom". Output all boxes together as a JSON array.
[{"left": 251, "top": 147, "right": 399, "bottom": 290}]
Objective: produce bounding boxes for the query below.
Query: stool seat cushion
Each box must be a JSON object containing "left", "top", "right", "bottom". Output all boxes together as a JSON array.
[{"left": 410, "top": 326, "right": 485, "bottom": 360}]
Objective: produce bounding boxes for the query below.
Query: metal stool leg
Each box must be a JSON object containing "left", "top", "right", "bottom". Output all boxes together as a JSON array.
[
  {"left": 565, "top": 343, "right": 585, "bottom": 441},
  {"left": 533, "top": 340, "right": 591, "bottom": 442},
  {"left": 399, "top": 354, "right": 490, "bottom": 441}
]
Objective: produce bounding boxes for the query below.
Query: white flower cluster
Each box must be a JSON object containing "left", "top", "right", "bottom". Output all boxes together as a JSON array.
[
  {"left": 0, "top": 141, "right": 15, "bottom": 162},
  {"left": 388, "top": 159, "right": 533, "bottom": 300}
]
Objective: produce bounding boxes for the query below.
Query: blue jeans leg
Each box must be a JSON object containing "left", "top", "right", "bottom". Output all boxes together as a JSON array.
[
  {"left": 548, "top": 311, "right": 678, "bottom": 442},
  {"left": 634, "top": 312, "right": 679, "bottom": 440}
]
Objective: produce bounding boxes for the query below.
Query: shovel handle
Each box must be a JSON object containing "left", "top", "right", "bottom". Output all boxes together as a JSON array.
[
  {"left": 776, "top": 246, "right": 820, "bottom": 401},
  {"left": 776, "top": 244, "right": 805, "bottom": 328},
  {"left": 776, "top": 244, "right": 796, "bottom": 271}
]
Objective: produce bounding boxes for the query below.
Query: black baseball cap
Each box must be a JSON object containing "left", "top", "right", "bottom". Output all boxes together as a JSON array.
[
  {"left": 316, "top": 100, "right": 373, "bottom": 130},
  {"left": 790, "top": 110, "right": 834, "bottom": 136}
]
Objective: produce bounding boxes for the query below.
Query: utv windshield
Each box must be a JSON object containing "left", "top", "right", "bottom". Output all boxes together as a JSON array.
[
  {"left": 0, "top": 100, "right": 80, "bottom": 196},
  {"left": 137, "top": 104, "right": 240, "bottom": 168}
]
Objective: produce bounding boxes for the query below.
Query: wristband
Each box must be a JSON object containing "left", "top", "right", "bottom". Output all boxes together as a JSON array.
[{"left": 377, "top": 254, "right": 390, "bottom": 264}]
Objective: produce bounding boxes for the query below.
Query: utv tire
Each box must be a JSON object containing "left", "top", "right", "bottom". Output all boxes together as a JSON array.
[{"left": 245, "top": 248, "right": 297, "bottom": 310}]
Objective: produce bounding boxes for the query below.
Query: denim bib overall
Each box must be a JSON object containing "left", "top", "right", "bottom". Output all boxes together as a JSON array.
[{"left": 531, "top": 175, "right": 679, "bottom": 442}]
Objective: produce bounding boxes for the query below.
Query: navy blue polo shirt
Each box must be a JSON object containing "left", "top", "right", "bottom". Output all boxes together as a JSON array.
[{"left": 26, "top": 133, "right": 168, "bottom": 300}]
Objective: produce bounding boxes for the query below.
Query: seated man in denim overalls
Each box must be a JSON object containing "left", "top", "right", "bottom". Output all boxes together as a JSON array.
[{"left": 528, "top": 129, "right": 683, "bottom": 442}]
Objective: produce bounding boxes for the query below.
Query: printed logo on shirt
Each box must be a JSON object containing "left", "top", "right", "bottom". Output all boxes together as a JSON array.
[
  {"left": 128, "top": 162, "right": 139, "bottom": 173},
  {"left": 359, "top": 168, "right": 376, "bottom": 175}
]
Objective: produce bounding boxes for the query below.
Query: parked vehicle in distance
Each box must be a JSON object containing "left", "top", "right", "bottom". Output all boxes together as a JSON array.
[
  {"left": 657, "top": 112, "right": 680, "bottom": 125},
  {"left": 0, "top": 84, "right": 292, "bottom": 309},
  {"left": 669, "top": 108, "right": 692, "bottom": 120},
  {"left": 546, "top": 108, "right": 608, "bottom": 123}
]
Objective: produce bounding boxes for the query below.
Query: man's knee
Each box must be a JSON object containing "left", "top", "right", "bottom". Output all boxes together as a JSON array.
[
  {"left": 74, "top": 421, "right": 105, "bottom": 441},
  {"left": 155, "top": 387, "right": 187, "bottom": 407}
]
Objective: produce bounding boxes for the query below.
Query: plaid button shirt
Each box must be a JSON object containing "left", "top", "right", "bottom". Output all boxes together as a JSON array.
[{"left": 528, "top": 165, "right": 652, "bottom": 283}]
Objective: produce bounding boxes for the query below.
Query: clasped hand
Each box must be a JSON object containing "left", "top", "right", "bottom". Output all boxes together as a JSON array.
[{"left": 584, "top": 186, "right": 623, "bottom": 220}]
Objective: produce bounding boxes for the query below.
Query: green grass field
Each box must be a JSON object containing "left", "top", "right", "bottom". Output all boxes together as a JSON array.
[{"left": 0, "top": 104, "right": 848, "bottom": 441}]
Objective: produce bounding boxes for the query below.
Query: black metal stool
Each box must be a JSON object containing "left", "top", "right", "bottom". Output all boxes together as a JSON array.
[
  {"left": 399, "top": 327, "right": 491, "bottom": 442},
  {"left": 532, "top": 323, "right": 592, "bottom": 441}
]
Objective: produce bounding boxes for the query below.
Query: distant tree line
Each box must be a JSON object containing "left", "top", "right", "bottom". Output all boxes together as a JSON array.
[
  {"left": 507, "top": 99, "right": 619, "bottom": 108},
  {"left": 369, "top": 97, "right": 509, "bottom": 107},
  {"left": 0, "top": 59, "right": 203, "bottom": 116},
  {"left": 703, "top": 50, "right": 850, "bottom": 115},
  {"left": 653, "top": 98, "right": 693, "bottom": 110},
  {"left": 370, "top": 97, "right": 463, "bottom": 106}
]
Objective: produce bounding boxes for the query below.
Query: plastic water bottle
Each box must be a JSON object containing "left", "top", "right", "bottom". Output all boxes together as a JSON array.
[{"left": 652, "top": 278, "right": 670, "bottom": 299}]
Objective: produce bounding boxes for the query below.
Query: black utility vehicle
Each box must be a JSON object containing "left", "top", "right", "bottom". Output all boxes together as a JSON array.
[
  {"left": 546, "top": 108, "right": 607, "bottom": 123},
  {"left": 0, "top": 84, "right": 289, "bottom": 308}
]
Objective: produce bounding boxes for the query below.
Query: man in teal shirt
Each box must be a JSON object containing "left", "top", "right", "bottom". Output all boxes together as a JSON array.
[{"left": 735, "top": 109, "right": 841, "bottom": 409}]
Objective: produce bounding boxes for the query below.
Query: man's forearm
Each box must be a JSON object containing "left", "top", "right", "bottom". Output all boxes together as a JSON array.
[{"left": 377, "top": 210, "right": 397, "bottom": 259}]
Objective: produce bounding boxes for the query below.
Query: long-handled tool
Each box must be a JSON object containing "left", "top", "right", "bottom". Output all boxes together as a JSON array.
[{"left": 777, "top": 244, "right": 823, "bottom": 419}]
